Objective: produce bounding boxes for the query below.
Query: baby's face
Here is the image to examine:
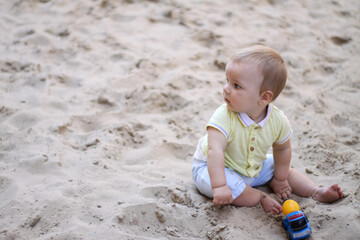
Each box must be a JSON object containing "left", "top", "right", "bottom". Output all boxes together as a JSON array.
[{"left": 223, "top": 61, "right": 263, "bottom": 114}]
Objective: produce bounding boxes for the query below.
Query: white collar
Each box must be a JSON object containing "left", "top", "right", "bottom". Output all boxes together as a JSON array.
[{"left": 237, "top": 104, "right": 272, "bottom": 128}]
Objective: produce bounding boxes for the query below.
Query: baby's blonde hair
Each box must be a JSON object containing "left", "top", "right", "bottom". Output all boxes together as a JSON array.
[{"left": 230, "top": 45, "right": 287, "bottom": 101}]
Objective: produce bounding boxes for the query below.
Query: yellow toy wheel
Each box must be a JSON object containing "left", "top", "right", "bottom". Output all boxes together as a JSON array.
[{"left": 282, "top": 199, "right": 300, "bottom": 216}]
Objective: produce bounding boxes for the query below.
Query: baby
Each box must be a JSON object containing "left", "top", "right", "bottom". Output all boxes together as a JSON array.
[{"left": 192, "top": 45, "right": 343, "bottom": 214}]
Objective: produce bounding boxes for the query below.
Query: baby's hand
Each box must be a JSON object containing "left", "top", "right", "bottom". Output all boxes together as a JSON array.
[
  {"left": 270, "top": 178, "right": 292, "bottom": 200},
  {"left": 212, "top": 185, "right": 234, "bottom": 205}
]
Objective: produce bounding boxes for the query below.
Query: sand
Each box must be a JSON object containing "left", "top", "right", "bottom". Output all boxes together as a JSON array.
[{"left": 0, "top": 0, "right": 359, "bottom": 239}]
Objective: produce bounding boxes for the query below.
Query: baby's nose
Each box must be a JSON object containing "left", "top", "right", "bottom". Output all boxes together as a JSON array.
[{"left": 223, "top": 84, "right": 230, "bottom": 93}]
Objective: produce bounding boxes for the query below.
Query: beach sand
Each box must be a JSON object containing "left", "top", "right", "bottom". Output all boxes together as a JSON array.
[{"left": 0, "top": 0, "right": 359, "bottom": 239}]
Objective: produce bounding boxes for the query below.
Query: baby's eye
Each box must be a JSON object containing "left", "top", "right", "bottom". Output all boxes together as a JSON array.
[{"left": 234, "top": 83, "right": 241, "bottom": 89}]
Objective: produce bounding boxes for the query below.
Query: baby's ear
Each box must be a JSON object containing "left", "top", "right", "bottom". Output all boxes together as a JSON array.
[{"left": 260, "top": 90, "right": 273, "bottom": 103}]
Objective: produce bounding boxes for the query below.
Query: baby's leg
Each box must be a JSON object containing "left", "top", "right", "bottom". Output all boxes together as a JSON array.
[
  {"left": 231, "top": 185, "right": 282, "bottom": 215},
  {"left": 288, "top": 168, "right": 343, "bottom": 203}
]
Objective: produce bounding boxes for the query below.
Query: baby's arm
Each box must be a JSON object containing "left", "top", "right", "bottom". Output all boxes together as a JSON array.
[
  {"left": 270, "top": 139, "right": 292, "bottom": 200},
  {"left": 207, "top": 127, "right": 233, "bottom": 205}
]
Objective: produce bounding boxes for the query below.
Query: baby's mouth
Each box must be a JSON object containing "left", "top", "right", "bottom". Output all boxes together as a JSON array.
[{"left": 223, "top": 92, "right": 230, "bottom": 104}]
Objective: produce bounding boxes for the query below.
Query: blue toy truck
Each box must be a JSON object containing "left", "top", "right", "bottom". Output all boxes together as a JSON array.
[{"left": 282, "top": 199, "right": 312, "bottom": 240}]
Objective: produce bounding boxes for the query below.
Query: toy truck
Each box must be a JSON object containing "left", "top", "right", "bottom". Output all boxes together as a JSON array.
[{"left": 282, "top": 199, "right": 312, "bottom": 240}]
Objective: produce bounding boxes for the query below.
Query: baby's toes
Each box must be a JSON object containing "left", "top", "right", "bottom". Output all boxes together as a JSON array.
[
  {"left": 338, "top": 187, "right": 344, "bottom": 198},
  {"left": 271, "top": 207, "right": 280, "bottom": 215},
  {"left": 275, "top": 203, "right": 282, "bottom": 214},
  {"left": 269, "top": 200, "right": 282, "bottom": 215}
]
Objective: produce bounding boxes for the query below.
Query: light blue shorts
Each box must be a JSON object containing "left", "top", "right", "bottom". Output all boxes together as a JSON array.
[{"left": 192, "top": 154, "right": 274, "bottom": 200}]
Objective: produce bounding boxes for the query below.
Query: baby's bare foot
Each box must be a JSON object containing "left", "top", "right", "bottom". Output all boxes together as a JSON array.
[
  {"left": 312, "top": 184, "right": 343, "bottom": 203},
  {"left": 260, "top": 194, "right": 282, "bottom": 215}
]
